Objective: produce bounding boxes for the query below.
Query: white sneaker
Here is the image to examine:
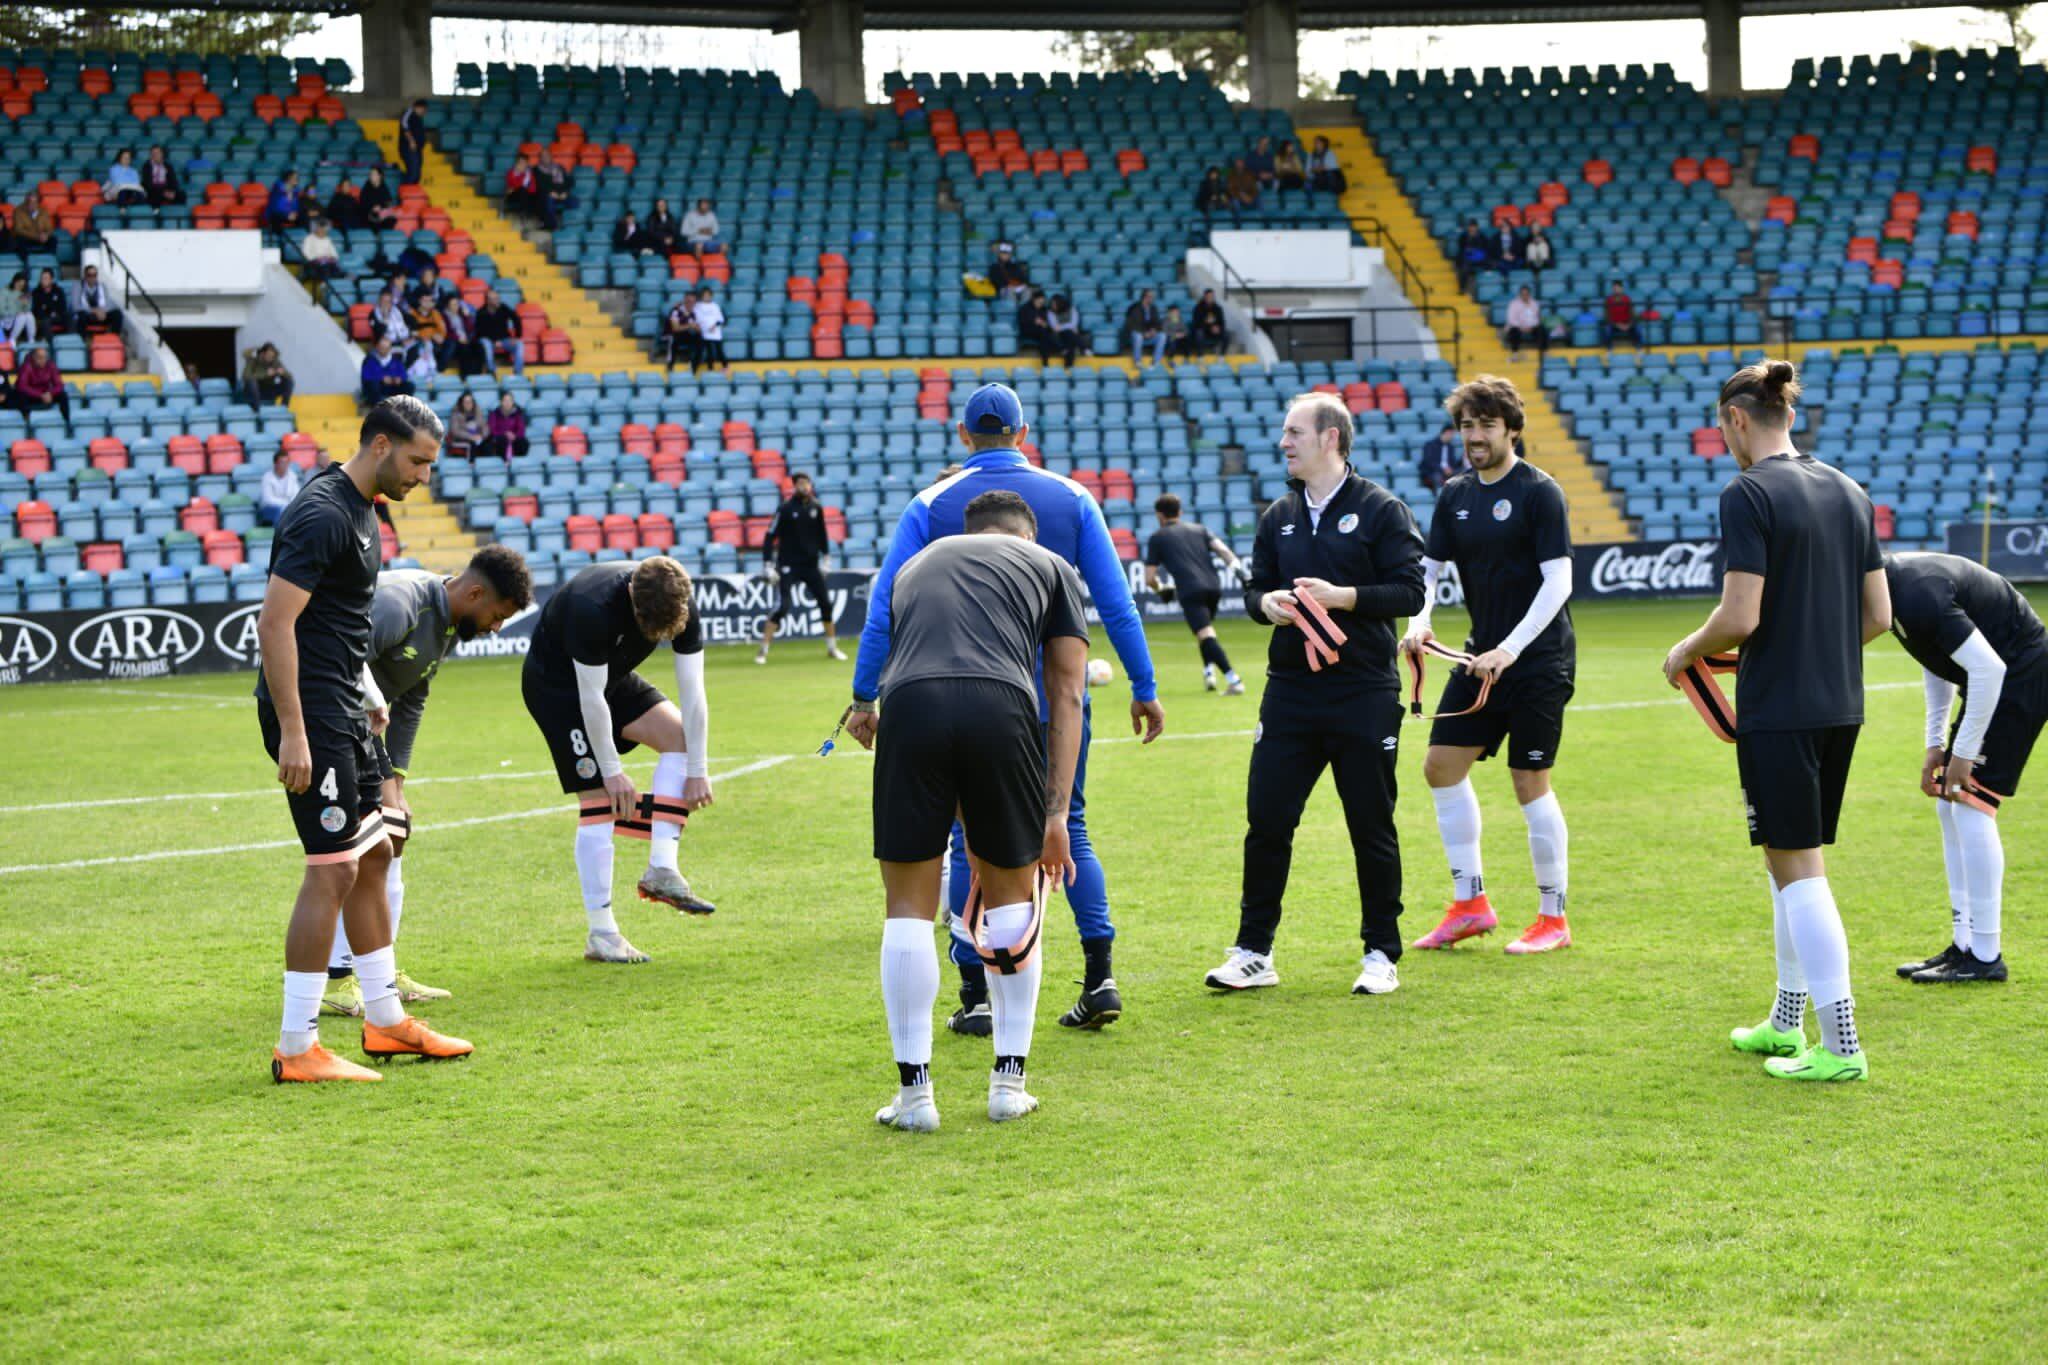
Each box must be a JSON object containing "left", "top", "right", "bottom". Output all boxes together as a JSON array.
[
  {"left": 988, "top": 1070, "right": 1039, "bottom": 1122},
  {"left": 826, "top": 643, "right": 847, "bottom": 661},
  {"left": 752, "top": 649, "right": 768, "bottom": 665},
  {"left": 1202, "top": 664, "right": 1217, "bottom": 691},
  {"left": 1204, "top": 946, "right": 1278, "bottom": 990},
  {"left": 584, "top": 929, "right": 649, "bottom": 963},
  {"left": 1351, "top": 949, "right": 1399, "bottom": 995},
  {"left": 876, "top": 1084, "right": 940, "bottom": 1132}
]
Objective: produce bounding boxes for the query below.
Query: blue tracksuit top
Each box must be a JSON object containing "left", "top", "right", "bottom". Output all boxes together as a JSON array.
[{"left": 853, "top": 447, "right": 1158, "bottom": 705}]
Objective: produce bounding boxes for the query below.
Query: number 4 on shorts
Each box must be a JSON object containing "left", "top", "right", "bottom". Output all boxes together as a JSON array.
[{"left": 319, "top": 768, "right": 338, "bottom": 800}]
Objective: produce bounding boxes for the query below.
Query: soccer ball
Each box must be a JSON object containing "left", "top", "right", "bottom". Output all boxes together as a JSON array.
[{"left": 1085, "top": 658, "right": 1113, "bottom": 687}]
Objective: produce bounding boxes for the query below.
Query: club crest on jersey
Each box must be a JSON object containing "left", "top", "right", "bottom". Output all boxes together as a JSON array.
[
  {"left": 1493, "top": 499, "right": 1513, "bottom": 521},
  {"left": 1337, "top": 512, "right": 1359, "bottom": 534},
  {"left": 575, "top": 757, "right": 598, "bottom": 779},
  {"left": 319, "top": 805, "right": 348, "bottom": 833}
]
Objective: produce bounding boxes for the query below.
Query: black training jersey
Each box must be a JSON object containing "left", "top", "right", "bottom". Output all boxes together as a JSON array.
[
  {"left": 1425, "top": 459, "right": 1575, "bottom": 677},
  {"left": 1146, "top": 520, "right": 1222, "bottom": 597},
  {"left": 880, "top": 534, "right": 1090, "bottom": 704},
  {"left": 1719, "top": 453, "right": 1882, "bottom": 733},
  {"left": 256, "top": 463, "right": 379, "bottom": 716},
  {"left": 527, "top": 562, "right": 704, "bottom": 691},
  {"left": 764, "top": 495, "right": 830, "bottom": 568},
  {"left": 1886, "top": 551, "right": 2048, "bottom": 684}
]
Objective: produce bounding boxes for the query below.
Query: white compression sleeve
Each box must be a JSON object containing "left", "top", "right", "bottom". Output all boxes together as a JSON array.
[
  {"left": 1948, "top": 630, "right": 2007, "bottom": 761},
  {"left": 360, "top": 665, "right": 385, "bottom": 714},
  {"left": 1498, "top": 557, "right": 1574, "bottom": 659},
  {"left": 1924, "top": 669, "right": 1958, "bottom": 749},
  {"left": 673, "top": 649, "right": 709, "bottom": 779},
  {"left": 572, "top": 660, "right": 624, "bottom": 778},
  {"left": 1410, "top": 557, "right": 1443, "bottom": 634}
]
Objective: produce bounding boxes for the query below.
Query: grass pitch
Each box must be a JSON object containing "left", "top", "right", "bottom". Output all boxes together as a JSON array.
[{"left": 3, "top": 597, "right": 2046, "bottom": 1358}]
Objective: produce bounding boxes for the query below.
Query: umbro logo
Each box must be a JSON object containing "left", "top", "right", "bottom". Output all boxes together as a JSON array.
[
  {"left": 1526, "top": 749, "right": 1545, "bottom": 762},
  {"left": 1455, "top": 509, "right": 1470, "bottom": 520},
  {"left": 1382, "top": 735, "right": 1398, "bottom": 751},
  {"left": 1280, "top": 523, "right": 1296, "bottom": 536},
  {"left": 401, "top": 645, "right": 418, "bottom": 660},
  {"left": 357, "top": 534, "right": 375, "bottom": 550}
]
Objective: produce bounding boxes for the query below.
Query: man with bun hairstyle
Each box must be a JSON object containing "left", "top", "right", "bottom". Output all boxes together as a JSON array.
[{"left": 1664, "top": 359, "right": 1891, "bottom": 1082}]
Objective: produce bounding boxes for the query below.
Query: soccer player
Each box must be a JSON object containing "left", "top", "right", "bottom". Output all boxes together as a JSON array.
[
  {"left": 1209, "top": 392, "right": 1424, "bottom": 996},
  {"left": 756, "top": 471, "right": 845, "bottom": 664},
  {"left": 1885, "top": 551, "right": 2048, "bottom": 983},
  {"left": 260, "top": 396, "right": 472, "bottom": 1083},
  {"left": 321, "top": 547, "right": 534, "bottom": 1018},
  {"left": 1401, "top": 376, "right": 1578, "bottom": 955},
  {"left": 852, "top": 383, "right": 1164, "bottom": 1034},
  {"left": 845, "top": 490, "right": 1089, "bottom": 1130},
  {"left": 1145, "top": 492, "right": 1245, "bottom": 694},
  {"left": 522, "top": 557, "right": 715, "bottom": 964},
  {"left": 1664, "top": 359, "right": 1890, "bottom": 1082}
]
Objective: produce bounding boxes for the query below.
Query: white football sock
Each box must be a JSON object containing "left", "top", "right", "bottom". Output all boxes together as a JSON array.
[
  {"left": 280, "top": 970, "right": 326, "bottom": 1054},
  {"left": 879, "top": 917, "right": 938, "bottom": 1068},
  {"left": 385, "top": 854, "right": 405, "bottom": 945},
  {"left": 1431, "top": 779, "right": 1484, "bottom": 901},
  {"left": 329, "top": 915, "right": 353, "bottom": 974},
  {"left": 1781, "top": 876, "right": 1856, "bottom": 1056},
  {"left": 576, "top": 821, "right": 617, "bottom": 933},
  {"left": 1936, "top": 797, "right": 1969, "bottom": 950},
  {"left": 1519, "top": 791, "right": 1568, "bottom": 918},
  {"left": 648, "top": 752, "right": 685, "bottom": 873},
  {"left": 981, "top": 901, "right": 1042, "bottom": 1063},
  {"left": 352, "top": 944, "right": 406, "bottom": 1028},
  {"left": 1950, "top": 803, "right": 2004, "bottom": 961},
  {"left": 1769, "top": 880, "right": 1808, "bottom": 1032}
]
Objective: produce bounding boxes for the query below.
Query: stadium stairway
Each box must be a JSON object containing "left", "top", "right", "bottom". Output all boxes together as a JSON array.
[
  {"left": 288, "top": 392, "right": 481, "bottom": 572},
  {"left": 1300, "top": 124, "right": 1634, "bottom": 542}
]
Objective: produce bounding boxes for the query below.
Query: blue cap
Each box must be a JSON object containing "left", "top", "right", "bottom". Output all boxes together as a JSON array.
[{"left": 963, "top": 383, "right": 1025, "bottom": 436}]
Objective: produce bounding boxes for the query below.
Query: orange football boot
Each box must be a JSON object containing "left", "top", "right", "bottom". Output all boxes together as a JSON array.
[
  {"left": 1504, "top": 914, "right": 1572, "bottom": 955},
  {"left": 362, "top": 1016, "right": 474, "bottom": 1062},
  {"left": 1411, "top": 894, "right": 1499, "bottom": 949},
  {"left": 273, "top": 1043, "right": 383, "bottom": 1084}
]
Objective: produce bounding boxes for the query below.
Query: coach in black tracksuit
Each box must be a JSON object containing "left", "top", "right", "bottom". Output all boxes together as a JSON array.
[
  {"left": 1209, "top": 393, "right": 1425, "bottom": 994},
  {"left": 758, "top": 472, "right": 842, "bottom": 661}
]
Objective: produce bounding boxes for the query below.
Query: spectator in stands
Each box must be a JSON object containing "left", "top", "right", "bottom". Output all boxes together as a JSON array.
[
  {"left": 1162, "top": 304, "right": 1190, "bottom": 360},
  {"left": 690, "top": 286, "right": 728, "bottom": 374},
  {"left": 31, "top": 268, "right": 70, "bottom": 337},
  {"left": 399, "top": 98, "right": 429, "bottom": 185},
  {"left": 323, "top": 176, "right": 364, "bottom": 232},
  {"left": 73, "top": 265, "right": 123, "bottom": 336},
  {"left": 988, "top": 240, "right": 1031, "bottom": 301},
  {"left": 1191, "top": 287, "right": 1228, "bottom": 355},
  {"left": 105, "top": 149, "right": 146, "bottom": 206},
  {"left": 664, "top": 293, "right": 700, "bottom": 374},
  {"left": 643, "top": 198, "right": 679, "bottom": 255},
  {"left": 477, "top": 287, "right": 524, "bottom": 376},
  {"left": 266, "top": 171, "right": 305, "bottom": 232},
  {"left": 257, "top": 450, "right": 302, "bottom": 526},
  {"left": 482, "top": 390, "right": 530, "bottom": 462},
  {"left": 1195, "top": 166, "right": 1231, "bottom": 220},
  {"left": 1047, "top": 293, "right": 1088, "bottom": 368},
  {"left": 682, "top": 198, "right": 722, "bottom": 255},
  {"left": 361, "top": 335, "right": 412, "bottom": 404},
  {"left": 1016, "top": 287, "right": 1054, "bottom": 363},
  {"left": 1123, "top": 287, "right": 1167, "bottom": 368},
  {"left": 3, "top": 272, "right": 34, "bottom": 348},
  {"left": 1493, "top": 221, "right": 1524, "bottom": 273},
  {"left": 240, "top": 343, "right": 294, "bottom": 406},
  {"left": 1226, "top": 157, "right": 1259, "bottom": 211},
  {"left": 369, "top": 285, "right": 412, "bottom": 350},
  {"left": 1419, "top": 423, "right": 1462, "bottom": 492},
  {"left": 358, "top": 167, "right": 398, "bottom": 231},
  {"left": 405, "top": 267, "right": 449, "bottom": 351},
  {"left": 299, "top": 218, "right": 341, "bottom": 290},
  {"left": 1602, "top": 280, "right": 1640, "bottom": 350},
  {"left": 1273, "top": 140, "right": 1306, "bottom": 196},
  {"left": 503, "top": 154, "right": 539, "bottom": 221},
  {"left": 612, "top": 210, "right": 646, "bottom": 255},
  {"left": 1504, "top": 285, "right": 1545, "bottom": 357},
  {"left": 142, "top": 146, "right": 183, "bottom": 207},
  {"left": 1246, "top": 136, "right": 1277, "bottom": 193},
  {"left": 442, "top": 293, "right": 486, "bottom": 376},
  {"left": 1308, "top": 136, "right": 1345, "bottom": 194},
  {"left": 534, "top": 151, "right": 573, "bottom": 230},
  {"left": 1454, "top": 220, "right": 1490, "bottom": 291},
  {"left": 10, "top": 346, "right": 69, "bottom": 422},
  {"left": 446, "top": 391, "right": 487, "bottom": 458},
  {"left": 12, "top": 192, "right": 55, "bottom": 250},
  {"left": 1524, "top": 223, "right": 1553, "bottom": 274}
]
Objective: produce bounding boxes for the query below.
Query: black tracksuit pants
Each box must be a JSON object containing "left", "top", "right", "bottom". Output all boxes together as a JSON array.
[{"left": 1237, "top": 679, "right": 1405, "bottom": 960}]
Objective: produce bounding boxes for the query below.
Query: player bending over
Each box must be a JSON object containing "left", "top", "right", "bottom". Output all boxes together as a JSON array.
[
  {"left": 1145, "top": 492, "right": 1245, "bottom": 694},
  {"left": 322, "top": 546, "right": 533, "bottom": 1017},
  {"left": 1402, "top": 376, "right": 1578, "bottom": 955},
  {"left": 261, "top": 396, "right": 471, "bottom": 1082},
  {"left": 847, "top": 490, "right": 1088, "bottom": 1130},
  {"left": 1886, "top": 550, "right": 2048, "bottom": 984},
  {"left": 521, "top": 557, "right": 715, "bottom": 964}
]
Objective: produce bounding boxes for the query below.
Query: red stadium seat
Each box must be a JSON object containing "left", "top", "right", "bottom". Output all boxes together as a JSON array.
[
  {"left": 167, "top": 435, "right": 206, "bottom": 475},
  {"left": 653, "top": 422, "right": 689, "bottom": 455},
  {"left": 635, "top": 513, "right": 675, "bottom": 550},
  {"left": 1108, "top": 528, "right": 1139, "bottom": 561},
  {"left": 750, "top": 449, "right": 787, "bottom": 482},
  {"left": 1101, "top": 469, "right": 1135, "bottom": 504},
  {"left": 539, "top": 330, "right": 573, "bottom": 364},
  {"left": 503, "top": 491, "right": 539, "bottom": 522},
  {"left": 1764, "top": 195, "right": 1797, "bottom": 225},
  {"left": 88, "top": 437, "right": 128, "bottom": 472},
  {"left": 15, "top": 499, "right": 55, "bottom": 542},
  {"left": 1966, "top": 145, "right": 1996, "bottom": 174},
  {"left": 742, "top": 515, "right": 772, "bottom": 550},
  {"left": 1874, "top": 503, "right": 1895, "bottom": 541},
  {"left": 1373, "top": 381, "right": 1409, "bottom": 413},
  {"left": 1691, "top": 427, "right": 1727, "bottom": 458},
  {"left": 1788, "top": 134, "right": 1820, "bottom": 160},
  {"left": 1581, "top": 158, "right": 1613, "bottom": 187},
  {"left": 649, "top": 451, "right": 686, "bottom": 486},
  {"left": 707, "top": 509, "right": 743, "bottom": 547},
  {"left": 601, "top": 513, "right": 638, "bottom": 551},
  {"left": 180, "top": 497, "right": 219, "bottom": 534},
  {"left": 204, "top": 433, "right": 244, "bottom": 472},
  {"left": 1342, "top": 381, "right": 1375, "bottom": 415},
  {"left": 824, "top": 507, "right": 848, "bottom": 543},
  {"left": 1670, "top": 157, "right": 1701, "bottom": 186},
  {"left": 202, "top": 529, "right": 244, "bottom": 568},
  {"left": 565, "top": 514, "right": 601, "bottom": 552},
  {"left": 10, "top": 439, "right": 51, "bottom": 477},
  {"left": 82, "top": 541, "right": 124, "bottom": 575},
  {"left": 1701, "top": 157, "right": 1732, "bottom": 187},
  {"left": 721, "top": 420, "right": 756, "bottom": 452},
  {"left": 551, "top": 425, "right": 588, "bottom": 458}
]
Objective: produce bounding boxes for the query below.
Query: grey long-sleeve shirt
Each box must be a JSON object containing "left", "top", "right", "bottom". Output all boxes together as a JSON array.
[{"left": 363, "top": 569, "right": 454, "bottom": 775}]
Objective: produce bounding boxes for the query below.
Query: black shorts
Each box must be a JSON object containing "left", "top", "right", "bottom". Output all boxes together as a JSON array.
[
  {"left": 521, "top": 667, "right": 667, "bottom": 793},
  {"left": 1947, "top": 664, "right": 2048, "bottom": 807},
  {"left": 259, "top": 700, "right": 388, "bottom": 863},
  {"left": 1737, "top": 725, "right": 1859, "bottom": 849},
  {"left": 1427, "top": 669, "right": 1574, "bottom": 769},
  {"left": 873, "top": 677, "right": 1046, "bottom": 867},
  {"left": 1180, "top": 588, "right": 1222, "bottom": 633},
  {"left": 769, "top": 560, "right": 830, "bottom": 627}
]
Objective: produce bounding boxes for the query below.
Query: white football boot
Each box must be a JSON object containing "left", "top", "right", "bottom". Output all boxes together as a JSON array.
[
  {"left": 987, "top": 1070, "right": 1039, "bottom": 1122},
  {"left": 584, "top": 929, "right": 649, "bottom": 964},
  {"left": 876, "top": 1084, "right": 940, "bottom": 1132}
]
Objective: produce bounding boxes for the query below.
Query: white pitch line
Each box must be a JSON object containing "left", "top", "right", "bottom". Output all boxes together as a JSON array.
[{"left": 0, "top": 756, "right": 792, "bottom": 877}]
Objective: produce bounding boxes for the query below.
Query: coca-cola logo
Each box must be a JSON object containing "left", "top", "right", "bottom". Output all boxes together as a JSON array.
[{"left": 1586, "top": 541, "right": 1721, "bottom": 596}]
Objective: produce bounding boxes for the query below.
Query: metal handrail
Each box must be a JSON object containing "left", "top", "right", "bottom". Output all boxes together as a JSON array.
[
  {"left": 1348, "top": 214, "right": 1434, "bottom": 316},
  {"left": 89, "top": 234, "right": 164, "bottom": 337}
]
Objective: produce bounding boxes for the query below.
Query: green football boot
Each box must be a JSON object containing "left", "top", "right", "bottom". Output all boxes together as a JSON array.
[
  {"left": 1764, "top": 1045, "right": 1869, "bottom": 1082},
  {"left": 1729, "top": 1019, "right": 1805, "bottom": 1057}
]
